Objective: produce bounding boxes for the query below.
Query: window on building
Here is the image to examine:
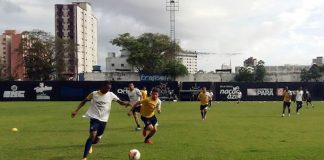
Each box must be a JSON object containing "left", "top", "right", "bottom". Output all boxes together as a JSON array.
[
  {"left": 121, "top": 64, "right": 124, "bottom": 67},
  {"left": 111, "top": 63, "right": 115, "bottom": 67}
]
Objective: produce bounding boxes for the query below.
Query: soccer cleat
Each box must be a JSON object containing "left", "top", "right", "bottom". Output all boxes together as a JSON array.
[
  {"left": 282, "top": 114, "right": 285, "bottom": 117},
  {"left": 81, "top": 158, "right": 87, "bottom": 160},
  {"left": 135, "top": 127, "right": 141, "bottom": 131},
  {"left": 89, "top": 146, "right": 93, "bottom": 154},
  {"left": 144, "top": 139, "right": 153, "bottom": 144},
  {"left": 297, "top": 112, "right": 300, "bottom": 115},
  {"left": 288, "top": 114, "right": 290, "bottom": 117}
]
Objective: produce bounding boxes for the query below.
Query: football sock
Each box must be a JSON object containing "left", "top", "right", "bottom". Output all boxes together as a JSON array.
[
  {"left": 83, "top": 138, "right": 92, "bottom": 158},
  {"left": 288, "top": 108, "right": 290, "bottom": 114},
  {"left": 201, "top": 111, "right": 204, "bottom": 119},
  {"left": 145, "top": 134, "right": 152, "bottom": 141}
]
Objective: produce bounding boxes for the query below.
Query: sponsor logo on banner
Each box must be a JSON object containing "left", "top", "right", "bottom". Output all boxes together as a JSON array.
[
  {"left": 277, "top": 88, "right": 284, "bottom": 96},
  {"left": 3, "top": 85, "right": 25, "bottom": 98},
  {"left": 219, "top": 85, "right": 240, "bottom": 100},
  {"left": 247, "top": 88, "right": 274, "bottom": 96},
  {"left": 34, "top": 82, "right": 53, "bottom": 100},
  {"left": 276, "top": 88, "right": 296, "bottom": 96},
  {"left": 117, "top": 87, "right": 128, "bottom": 94},
  {"left": 140, "top": 74, "right": 172, "bottom": 81}
]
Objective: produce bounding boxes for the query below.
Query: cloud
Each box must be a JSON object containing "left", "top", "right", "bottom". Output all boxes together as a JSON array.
[{"left": 0, "top": 0, "right": 24, "bottom": 13}]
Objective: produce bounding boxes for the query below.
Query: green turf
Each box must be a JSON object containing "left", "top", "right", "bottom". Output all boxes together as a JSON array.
[{"left": 0, "top": 101, "right": 323, "bottom": 160}]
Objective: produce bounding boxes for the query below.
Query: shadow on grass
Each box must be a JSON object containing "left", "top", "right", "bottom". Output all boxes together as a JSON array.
[
  {"left": 20, "top": 144, "right": 83, "bottom": 151},
  {"left": 23, "top": 141, "right": 143, "bottom": 151},
  {"left": 100, "top": 141, "right": 143, "bottom": 148}
]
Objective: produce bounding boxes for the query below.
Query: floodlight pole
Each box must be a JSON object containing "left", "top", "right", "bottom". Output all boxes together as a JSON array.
[{"left": 166, "top": 0, "right": 179, "bottom": 80}]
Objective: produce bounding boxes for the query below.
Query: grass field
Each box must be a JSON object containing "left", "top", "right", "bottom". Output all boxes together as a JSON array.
[{"left": 0, "top": 101, "right": 324, "bottom": 160}]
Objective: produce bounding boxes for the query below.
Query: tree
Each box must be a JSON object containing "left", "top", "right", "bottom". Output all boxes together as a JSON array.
[
  {"left": 163, "top": 59, "right": 188, "bottom": 77},
  {"left": 300, "top": 68, "right": 311, "bottom": 82},
  {"left": 300, "top": 64, "right": 322, "bottom": 82},
  {"left": 235, "top": 60, "right": 266, "bottom": 82},
  {"left": 254, "top": 60, "right": 266, "bottom": 82},
  {"left": 17, "top": 30, "right": 55, "bottom": 80},
  {"left": 111, "top": 33, "right": 187, "bottom": 77},
  {"left": 0, "top": 62, "right": 5, "bottom": 81},
  {"left": 234, "top": 67, "right": 254, "bottom": 82}
]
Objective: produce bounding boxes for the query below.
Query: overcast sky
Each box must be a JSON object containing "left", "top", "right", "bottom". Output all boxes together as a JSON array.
[{"left": 1, "top": 0, "right": 324, "bottom": 72}]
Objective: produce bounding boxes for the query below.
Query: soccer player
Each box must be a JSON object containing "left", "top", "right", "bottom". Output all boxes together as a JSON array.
[
  {"left": 198, "top": 87, "right": 210, "bottom": 120},
  {"left": 237, "top": 90, "right": 242, "bottom": 104},
  {"left": 282, "top": 86, "right": 292, "bottom": 117},
  {"left": 208, "top": 89, "right": 214, "bottom": 107},
  {"left": 295, "top": 87, "right": 304, "bottom": 115},
  {"left": 305, "top": 89, "right": 314, "bottom": 108},
  {"left": 128, "top": 88, "right": 161, "bottom": 144},
  {"left": 127, "top": 82, "right": 143, "bottom": 131},
  {"left": 141, "top": 86, "right": 148, "bottom": 100},
  {"left": 71, "top": 81, "right": 130, "bottom": 160}
]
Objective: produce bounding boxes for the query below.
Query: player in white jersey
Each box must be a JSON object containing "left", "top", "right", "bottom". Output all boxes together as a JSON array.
[
  {"left": 237, "top": 90, "right": 242, "bottom": 104},
  {"left": 207, "top": 90, "right": 214, "bottom": 107},
  {"left": 127, "top": 82, "right": 143, "bottom": 131},
  {"left": 71, "top": 81, "right": 130, "bottom": 160},
  {"left": 295, "top": 87, "right": 304, "bottom": 115}
]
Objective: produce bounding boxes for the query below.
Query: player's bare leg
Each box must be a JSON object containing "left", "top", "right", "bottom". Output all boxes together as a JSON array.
[
  {"left": 144, "top": 124, "right": 156, "bottom": 144},
  {"left": 133, "top": 112, "right": 141, "bottom": 131}
]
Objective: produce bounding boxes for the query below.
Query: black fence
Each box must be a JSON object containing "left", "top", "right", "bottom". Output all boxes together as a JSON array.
[
  {"left": 0, "top": 81, "right": 323, "bottom": 101},
  {"left": 0, "top": 81, "right": 178, "bottom": 101},
  {"left": 180, "top": 82, "right": 324, "bottom": 101}
]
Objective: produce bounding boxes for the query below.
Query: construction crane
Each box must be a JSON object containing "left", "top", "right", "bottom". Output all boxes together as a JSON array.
[
  {"left": 186, "top": 50, "right": 243, "bottom": 70},
  {"left": 193, "top": 51, "right": 241, "bottom": 56}
]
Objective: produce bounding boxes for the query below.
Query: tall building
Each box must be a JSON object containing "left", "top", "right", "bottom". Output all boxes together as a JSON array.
[
  {"left": 177, "top": 51, "right": 198, "bottom": 74},
  {"left": 0, "top": 30, "right": 25, "bottom": 80},
  {"left": 244, "top": 57, "right": 257, "bottom": 67},
  {"left": 312, "top": 57, "right": 324, "bottom": 66},
  {"left": 55, "top": 2, "right": 98, "bottom": 79}
]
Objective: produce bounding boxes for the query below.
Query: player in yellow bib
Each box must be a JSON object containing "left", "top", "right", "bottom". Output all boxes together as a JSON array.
[
  {"left": 282, "top": 86, "right": 292, "bottom": 117},
  {"left": 198, "top": 87, "right": 210, "bottom": 120},
  {"left": 141, "top": 86, "right": 148, "bottom": 100},
  {"left": 129, "top": 88, "right": 161, "bottom": 144}
]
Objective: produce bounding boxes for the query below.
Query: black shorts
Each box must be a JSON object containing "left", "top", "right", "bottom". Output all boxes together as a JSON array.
[
  {"left": 132, "top": 105, "right": 141, "bottom": 113},
  {"left": 141, "top": 115, "right": 158, "bottom": 127},
  {"left": 283, "top": 101, "right": 291, "bottom": 108},
  {"left": 200, "top": 104, "right": 208, "bottom": 110},
  {"left": 89, "top": 118, "right": 107, "bottom": 137},
  {"left": 306, "top": 98, "right": 312, "bottom": 102}
]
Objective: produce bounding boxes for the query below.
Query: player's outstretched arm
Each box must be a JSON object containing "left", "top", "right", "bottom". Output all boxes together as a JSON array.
[
  {"left": 71, "top": 99, "right": 87, "bottom": 118},
  {"left": 157, "top": 100, "right": 162, "bottom": 114},
  {"left": 116, "top": 100, "right": 130, "bottom": 108}
]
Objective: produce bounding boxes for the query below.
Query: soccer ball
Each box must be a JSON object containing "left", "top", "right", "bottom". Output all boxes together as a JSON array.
[{"left": 128, "top": 149, "right": 140, "bottom": 160}]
